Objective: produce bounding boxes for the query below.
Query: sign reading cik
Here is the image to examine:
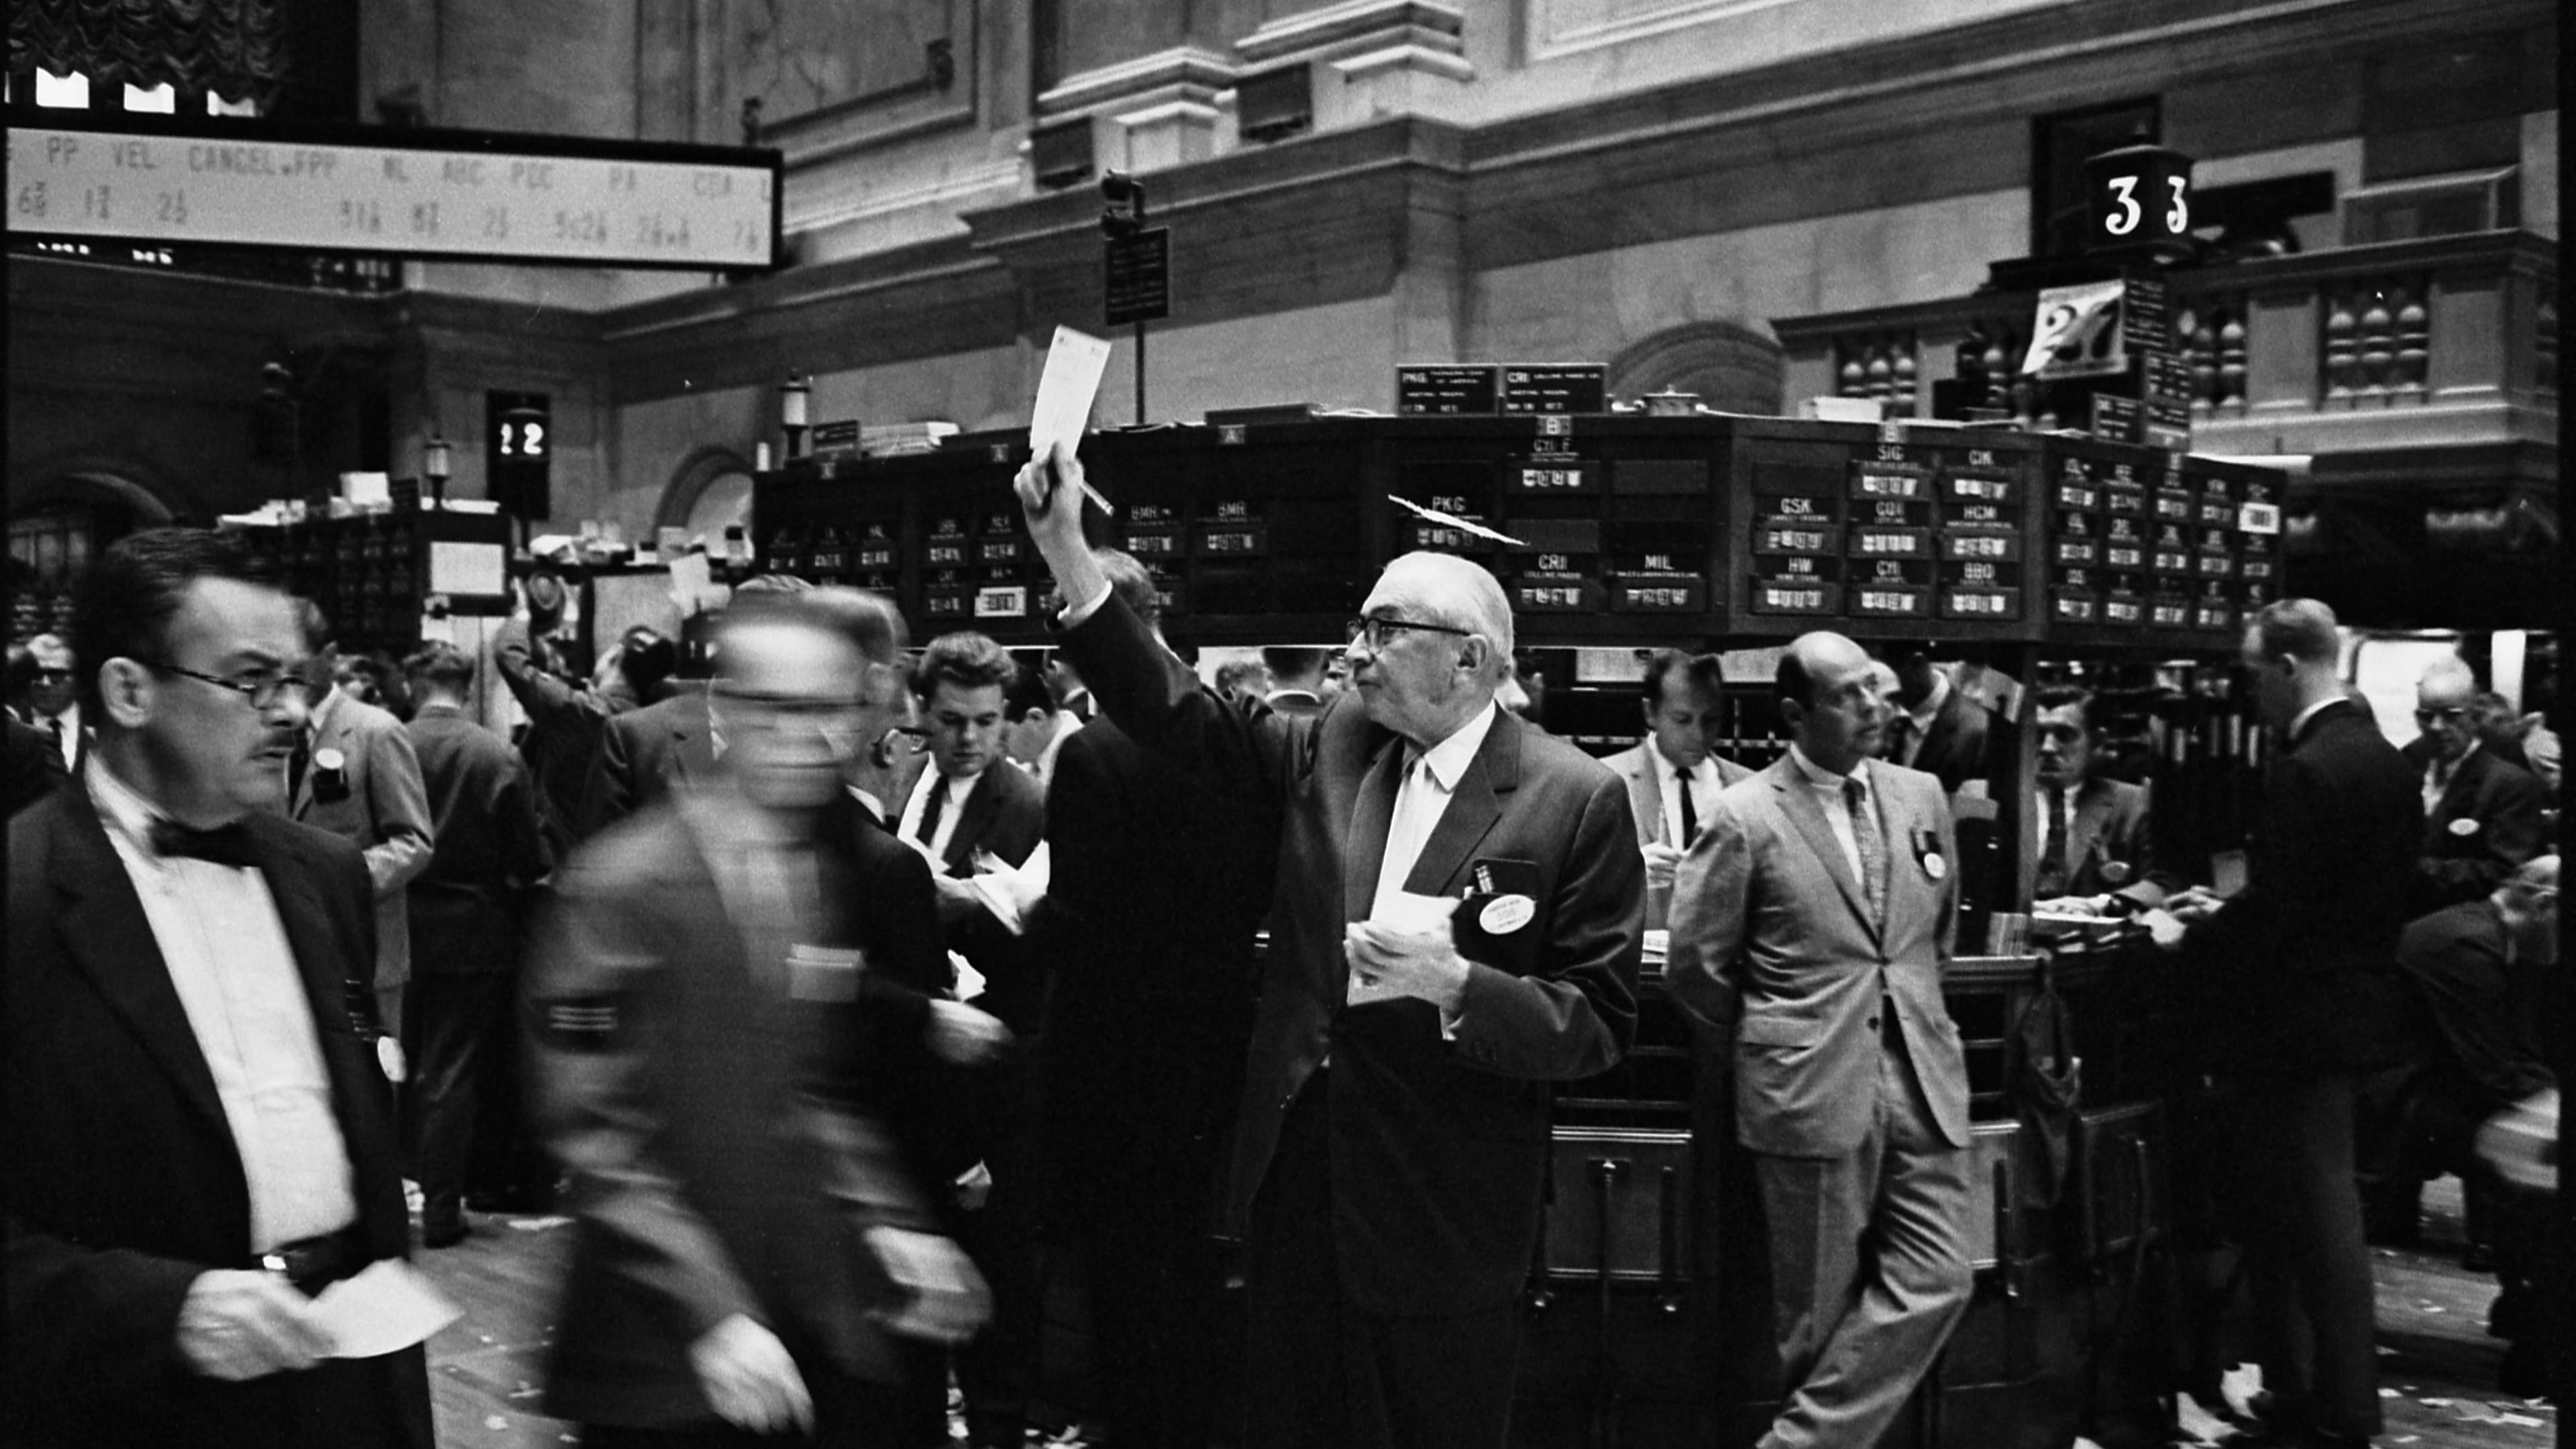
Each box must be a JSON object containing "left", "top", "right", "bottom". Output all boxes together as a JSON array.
[{"left": 6, "top": 115, "right": 782, "bottom": 270}]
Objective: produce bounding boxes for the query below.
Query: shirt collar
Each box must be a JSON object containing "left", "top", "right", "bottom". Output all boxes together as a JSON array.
[
  {"left": 1907, "top": 670, "right": 1949, "bottom": 731},
  {"left": 86, "top": 753, "right": 214, "bottom": 865},
  {"left": 1652, "top": 740, "right": 1703, "bottom": 785},
  {"left": 2288, "top": 695, "right": 2339, "bottom": 740},
  {"left": 1787, "top": 743, "right": 1868, "bottom": 792},
  {"left": 2430, "top": 740, "right": 2480, "bottom": 777},
  {"left": 1412, "top": 700, "right": 1499, "bottom": 792}
]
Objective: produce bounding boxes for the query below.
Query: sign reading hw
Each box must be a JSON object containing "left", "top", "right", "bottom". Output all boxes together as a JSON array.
[{"left": 7, "top": 117, "right": 782, "bottom": 270}]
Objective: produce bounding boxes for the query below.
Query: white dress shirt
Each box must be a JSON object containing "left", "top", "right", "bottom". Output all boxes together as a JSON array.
[
  {"left": 1655, "top": 746, "right": 1719, "bottom": 847},
  {"left": 1786, "top": 743, "right": 1873, "bottom": 883},
  {"left": 1371, "top": 701, "right": 1499, "bottom": 918},
  {"left": 88, "top": 761, "right": 358, "bottom": 1252},
  {"left": 900, "top": 763, "right": 985, "bottom": 866}
]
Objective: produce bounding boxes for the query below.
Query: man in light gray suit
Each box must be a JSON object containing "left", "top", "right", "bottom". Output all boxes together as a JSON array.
[
  {"left": 279, "top": 601, "right": 435, "bottom": 1041},
  {"left": 1600, "top": 649, "right": 1752, "bottom": 929},
  {"left": 1666, "top": 630, "right": 1974, "bottom": 1449}
]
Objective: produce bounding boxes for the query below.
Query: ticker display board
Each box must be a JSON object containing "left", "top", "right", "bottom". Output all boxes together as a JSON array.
[
  {"left": 753, "top": 417, "right": 2281, "bottom": 652},
  {"left": 7, "top": 113, "right": 782, "bottom": 270}
]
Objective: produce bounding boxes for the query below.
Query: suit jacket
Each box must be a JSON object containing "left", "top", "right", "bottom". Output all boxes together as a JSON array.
[
  {"left": 2181, "top": 698, "right": 2422, "bottom": 1079},
  {"left": 2047, "top": 775, "right": 2180, "bottom": 906},
  {"left": 2394, "top": 900, "right": 2555, "bottom": 1114},
  {"left": 529, "top": 795, "right": 943, "bottom": 1428},
  {"left": 292, "top": 689, "right": 435, "bottom": 991},
  {"left": 1033, "top": 714, "right": 1281, "bottom": 1227},
  {"left": 1666, "top": 755, "right": 1970, "bottom": 1157},
  {"left": 582, "top": 684, "right": 719, "bottom": 837},
  {"left": 1060, "top": 593, "right": 1641, "bottom": 1316},
  {"left": 1904, "top": 685, "right": 1994, "bottom": 796},
  {"left": 1603, "top": 742, "right": 1755, "bottom": 930},
  {"left": 5, "top": 713, "right": 64, "bottom": 818},
  {"left": 494, "top": 617, "right": 638, "bottom": 854},
  {"left": 3, "top": 787, "right": 430, "bottom": 1448},
  {"left": 405, "top": 706, "right": 550, "bottom": 974},
  {"left": 2400, "top": 741, "right": 2546, "bottom": 912},
  {"left": 911, "top": 761, "right": 1046, "bottom": 1032}
]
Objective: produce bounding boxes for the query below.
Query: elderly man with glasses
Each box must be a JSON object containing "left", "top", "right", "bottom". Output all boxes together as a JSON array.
[
  {"left": 1013, "top": 442, "right": 1641, "bottom": 1449},
  {"left": 2404, "top": 657, "right": 2546, "bottom": 914}
]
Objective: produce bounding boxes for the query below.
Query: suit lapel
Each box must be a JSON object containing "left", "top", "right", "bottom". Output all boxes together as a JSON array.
[
  {"left": 2065, "top": 780, "right": 2112, "bottom": 871},
  {"left": 48, "top": 792, "right": 232, "bottom": 1140},
  {"left": 1770, "top": 759, "right": 1874, "bottom": 933},
  {"left": 2434, "top": 749, "right": 2484, "bottom": 822},
  {"left": 1866, "top": 761, "right": 1913, "bottom": 945},
  {"left": 943, "top": 771, "right": 1005, "bottom": 875},
  {"left": 1622, "top": 753, "right": 1664, "bottom": 847},
  {"left": 1343, "top": 738, "right": 1405, "bottom": 924},
  {"left": 1403, "top": 713, "right": 1517, "bottom": 898}
]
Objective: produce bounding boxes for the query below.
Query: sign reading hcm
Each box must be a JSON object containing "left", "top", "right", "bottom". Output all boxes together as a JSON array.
[{"left": 5, "top": 113, "right": 782, "bottom": 270}]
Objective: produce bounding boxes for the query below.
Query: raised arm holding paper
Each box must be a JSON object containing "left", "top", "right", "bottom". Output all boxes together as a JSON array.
[{"left": 1014, "top": 439, "right": 1640, "bottom": 1449}]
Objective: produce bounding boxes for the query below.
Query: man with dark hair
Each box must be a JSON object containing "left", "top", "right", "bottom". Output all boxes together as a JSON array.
[
  {"left": 530, "top": 585, "right": 989, "bottom": 1448},
  {"left": 2162, "top": 597, "right": 2421, "bottom": 1449},
  {"left": 6, "top": 528, "right": 431, "bottom": 1448},
  {"left": 278, "top": 600, "right": 435, "bottom": 1042},
  {"left": 400, "top": 641, "right": 550, "bottom": 1248},
  {"left": 1037, "top": 547, "right": 1281, "bottom": 1449},
  {"left": 897, "top": 629, "right": 1046, "bottom": 1449},
  {"left": 998, "top": 655, "right": 1067, "bottom": 787},
  {"left": 1262, "top": 645, "right": 1330, "bottom": 717},
  {"left": 1667, "top": 630, "right": 1973, "bottom": 1449},
  {"left": 2405, "top": 657, "right": 2545, "bottom": 914},
  {"left": 1016, "top": 444, "right": 1639, "bottom": 1449},
  {"left": 1602, "top": 649, "right": 1753, "bottom": 929},
  {"left": 1215, "top": 657, "right": 1265, "bottom": 706},
  {"left": 495, "top": 573, "right": 643, "bottom": 853},
  {"left": 25, "top": 632, "right": 87, "bottom": 772},
  {"left": 1880, "top": 639, "right": 1994, "bottom": 794},
  {"left": 2030, "top": 684, "right": 2178, "bottom": 912}
]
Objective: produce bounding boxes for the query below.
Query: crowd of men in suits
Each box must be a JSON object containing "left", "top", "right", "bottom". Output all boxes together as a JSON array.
[{"left": 3, "top": 493, "right": 2559, "bottom": 1448}]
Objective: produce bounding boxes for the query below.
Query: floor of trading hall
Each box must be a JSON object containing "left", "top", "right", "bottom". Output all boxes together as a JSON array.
[{"left": 417, "top": 1179, "right": 2552, "bottom": 1449}]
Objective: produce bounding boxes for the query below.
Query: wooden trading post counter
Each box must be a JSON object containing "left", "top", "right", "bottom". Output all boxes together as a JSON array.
[{"left": 753, "top": 416, "right": 2281, "bottom": 1448}]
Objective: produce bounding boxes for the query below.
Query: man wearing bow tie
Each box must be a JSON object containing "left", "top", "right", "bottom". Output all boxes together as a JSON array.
[{"left": 4, "top": 529, "right": 430, "bottom": 1448}]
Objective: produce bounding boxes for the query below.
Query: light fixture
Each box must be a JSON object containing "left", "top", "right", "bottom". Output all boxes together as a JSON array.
[
  {"left": 423, "top": 431, "right": 452, "bottom": 511},
  {"left": 780, "top": 374, "right": 812, "bottom": 460}
]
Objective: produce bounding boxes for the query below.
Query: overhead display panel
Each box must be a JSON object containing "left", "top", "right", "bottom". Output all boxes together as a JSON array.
[{"left": 5, "top": 113, "right": 781, "bottom": 270}]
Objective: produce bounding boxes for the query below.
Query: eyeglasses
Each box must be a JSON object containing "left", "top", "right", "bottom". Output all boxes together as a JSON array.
[
  {"left": 1346, "top": 616, "right": 1474, "bottom": 651},
  {"left": 142, "top": 660, "right": 309, "bottom": 708},
  {"left": 2414, "top": 706, "right": 2469, "bottom": 724},
  {"left": 32, "top": 667, "right": 73, "bottom": 682}
]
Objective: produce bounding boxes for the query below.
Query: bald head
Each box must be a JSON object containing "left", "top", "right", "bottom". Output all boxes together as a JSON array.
[
  {"left": 2498, "top": 853, "right": 2561, "bottom": 961},
  {"left": 1347, "top": 551, "right": 1515, "bottom": 748},
  {"left": 2415, "top": 655, "right": 2480, "bottom": 763},
  {"left": 1777, "top": 631, "right": 1887, "bottom": 774},
  {"left": 1375, "top": 551, "right": 1515, "bottom": 667}
]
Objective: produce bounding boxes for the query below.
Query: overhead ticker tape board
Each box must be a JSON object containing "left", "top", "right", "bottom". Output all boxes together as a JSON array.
[{"left": 6, "top": 113, "right": 782, "bottom": 270}]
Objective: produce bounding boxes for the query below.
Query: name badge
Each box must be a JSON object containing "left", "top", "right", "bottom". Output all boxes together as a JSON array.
[
  {"left": 1913, "top": 827, "right": 1946, "bottom": 881},
  {"left": 2447, "top": 816, "right": 2480, "bottom": 837},
  {"left": 2098, "top": 859, "right": 2133, "bottom": 885},
  {"left": 787, "top": 944, "right": 865, "bottom": 1003},
  {"left": 1479, "top": 894, "right": 1536, "bottom": 935}
]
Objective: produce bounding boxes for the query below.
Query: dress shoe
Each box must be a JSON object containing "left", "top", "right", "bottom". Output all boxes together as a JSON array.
[{"left": 2460, "top": 1240, "right": 2497, "bottom": 1274}]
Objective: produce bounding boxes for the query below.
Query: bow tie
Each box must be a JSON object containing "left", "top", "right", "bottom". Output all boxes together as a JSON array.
[{"left": 150, "top": 818, "right": 258, "bottom": 869}]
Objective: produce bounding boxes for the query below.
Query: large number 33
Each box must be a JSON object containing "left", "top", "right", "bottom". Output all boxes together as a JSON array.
[{"left": 2105, "top": 174, "right": 2190, "bottom": 237}]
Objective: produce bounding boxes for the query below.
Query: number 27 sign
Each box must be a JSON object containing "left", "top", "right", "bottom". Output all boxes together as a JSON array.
[{"left": 2084, "top": 141, "right": 2194, "bottom": 260}]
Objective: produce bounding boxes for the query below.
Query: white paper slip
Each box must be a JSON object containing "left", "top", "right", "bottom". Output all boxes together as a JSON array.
[
  {"left": 1345, "top": 892, "right": 1460, "bottom": 1005},
  {"left": 665, "top": 551, "right": 713, "bottom": 616},
  {"left": 1026, "top": 327, "right": 1117, "bottom": 516},
  {"left": 306, "top": 1258, "right": 463, "bottom": 1359}
]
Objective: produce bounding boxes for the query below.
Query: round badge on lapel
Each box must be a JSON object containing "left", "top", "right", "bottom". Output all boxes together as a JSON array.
[
  {"left": 2447, "top": 817, "right": 2480, "bottom": 837},
  {"left": 2100, "top": 859, "right": 2133, "bottom": 885},
  {"left": 314, "top": 747, "right": 347, "bottom": 773},
  {"left": 1923, "top": 853, "right": 1948, "bottom": 881},
  {"left": 1480, "top": 894, "right": 1536, "bottom": 934}
]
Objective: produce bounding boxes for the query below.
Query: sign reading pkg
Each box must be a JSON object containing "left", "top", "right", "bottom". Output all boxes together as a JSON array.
[{"left": 1397, "top": 366, "right": 1501, "bottom": 415}]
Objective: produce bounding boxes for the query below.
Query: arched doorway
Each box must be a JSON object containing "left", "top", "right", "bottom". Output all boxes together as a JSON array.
[
  {"left": 8, "top": 472, "right": 178, "bottom": 643},
  {"left": 654, "top": 446, "right": 757, "bottom": 551},
  {"left": 1607, "top": 321, "right": 1787, "bottom": 415}
]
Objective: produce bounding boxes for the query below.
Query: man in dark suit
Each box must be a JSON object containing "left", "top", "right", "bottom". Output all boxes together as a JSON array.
[
  {"left": 492, "top": 575, "right": 652, "bottom": 853},
  {"left": 25, "top": 631, "right": 91, "bottom": 773},
  {"left": 529, "top": 586, "right": 989, "bottom": 1448},
  {"left": 892, "top": 629, "right": 1046, "bottom": 1448},
  {"left": 2163, "top": 598, "right": 2422, "bottom": 1449},
  {"left": 1882, "top": 641, "right": 1994, "bottom": 795},
  {"left": 2404, "top": 657, "right": 2546, "bottom": 914},
  {"left": 1601, "top": 649, "right": 1755, "bottom": 929},
  {"left": 400, "top": 641, "right": 551, "bottom": 1246},
  {"left": 279, "top": 601, "right": 435, "bottom": 1042},
  {"left": 2030, "top": 684, "right": 2181, "bottom": 911},
  {"left": 1016, "top": 443, "right": 1640, "bottom": 1449},
  {"left": 1036, "top": 550, "right": 1281, "bottom": 1449},
  {"left": 4, "top": 528, "right": 431, "bottom": 1448},
  {"left": 1666, "top": 631, "right": 1974, "bottom": 1449},
  {"left": 5, "top": 710, "right": 66, "bottom": 816}
]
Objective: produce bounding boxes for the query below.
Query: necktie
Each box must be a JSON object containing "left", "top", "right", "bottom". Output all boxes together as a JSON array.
[
  {"left": 1676, "top": 763, "right": 1699, "bottom": 846},
  {"left": 45, "top": 716, "right": 65, "bottom": 763},
  {"left": 151, "top": 817, "right": 258, "bottom": 869},
  {"left": 2037, "top": 786, "right": 2070, "bottom": 897},
  {"left": 1844, "top": 775, "right": 1886, "bottom": 927},
  {"left": 913, "top": 774, "right": 951, "bottom": 853}
]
